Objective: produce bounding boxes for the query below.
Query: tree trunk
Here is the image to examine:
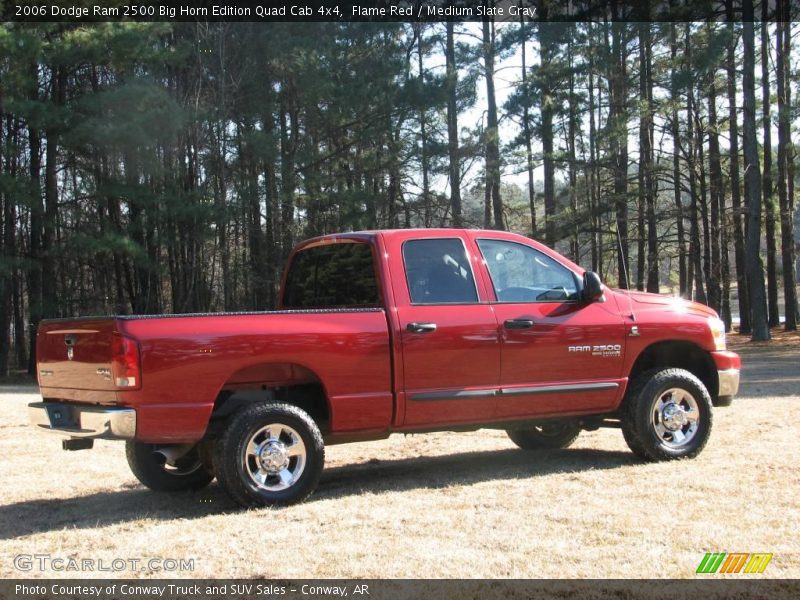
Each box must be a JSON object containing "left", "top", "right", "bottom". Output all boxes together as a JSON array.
[
  {"left": 417, "top": 26, "right": 432, "bottom": 228},
  {"left": 685, "top": 45, "right": 706, "bottom": 304},
  {"left": 567, "top": 34, "right": 579, "bottom": 261},
  {"left": 609, "top": 19, "right": 629, "bottom": 288},
  {"left": 762, "top": 15, "right": 780, "bottom": 327},
  {"left": 643, "top": 26, "right": 658, "bottom": 294},
  {"left": 638, "top": 22, "right": 658, "bottom": 293},
  {"left": 694, "top": 107, "right": 712, "bottom": 310},
  {"left": 776, "top": 14, "right": 799, "bottom": 330},
  {"left": 279, "top": 95, "right": 296, "bottom": 262},
  {"left": 636, "top": 28, "right": 646, "bottom": 292},
  {"left": 0, "top": 84, "right": 11, "bottom": 376},
  {"left": 588, "top": 27, "right": 600, "bottom": 273},
  {"left": 741, "top": 1, "right": 770, "bottom": 341},
  {"left": 27, "top": 62, "right": 43, "bottom": 374},
  {"left": 726, "top": 6, "right": 750, "bottom": 333},
  {"left": 670, "top": 23, "right": 687, "bottom": 296},
  {"left": 445, "top": 23, "right": 462, "bottom": 228},
  {"left": 539, "top": 13, "right": 557, "bottom": 246},
  {"left": 707, "top": 60, "right": 724, "bottom": 315},
  {"left": 482, "top": 19, "right": 503, "bottom": 230},
  {"left": 520, "top": 13, "right": 536, "bottom": 236}
]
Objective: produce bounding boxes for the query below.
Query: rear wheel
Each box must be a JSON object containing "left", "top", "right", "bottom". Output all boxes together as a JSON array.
[
  {"left": 214, "top": 402, "right": 324, "bottom": 507},
  {"left": 126, "top": 442, "right": 214, "bottom": 492},
  {"left": 621, "top": 368, "right": 712, "bottom": 461},
  {"left": 506, "top": 420, "right": 582, "bottom": 450}
]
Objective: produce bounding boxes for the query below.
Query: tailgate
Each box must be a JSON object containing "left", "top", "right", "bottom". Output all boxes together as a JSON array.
[{"left": 37, "top": 318, "right": 119, "bottom": 392}]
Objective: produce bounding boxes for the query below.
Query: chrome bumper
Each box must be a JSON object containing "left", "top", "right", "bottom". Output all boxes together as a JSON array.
[
  {"left": 718, "top": 368, "right": 740, "bottom": 397},
  {"left": 28, "top": 402, "right": 136, "bottom": 440}
]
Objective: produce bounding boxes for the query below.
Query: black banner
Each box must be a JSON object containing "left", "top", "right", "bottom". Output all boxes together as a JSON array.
[
  {"left": 2, "top": 0, "right": 800, "bottom": 23},
  {"left": 3, "top": 579, "right": 800, "bottom": 600}
]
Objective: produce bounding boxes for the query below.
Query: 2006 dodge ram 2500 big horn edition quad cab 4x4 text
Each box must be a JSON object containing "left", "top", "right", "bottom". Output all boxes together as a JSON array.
[{"left": 30, "top": 229, "right": 741, "bottom": 506}]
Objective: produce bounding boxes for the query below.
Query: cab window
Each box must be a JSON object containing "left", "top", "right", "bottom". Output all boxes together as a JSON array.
[
  {"left": 477, "top": 239, "right": 579, "bottom": 303},
  {"left": 283, "top": 242, "right": 381, "bottom": 309},
  {"left": 403, "top": 238, "right": 479, "bottom": 304}
]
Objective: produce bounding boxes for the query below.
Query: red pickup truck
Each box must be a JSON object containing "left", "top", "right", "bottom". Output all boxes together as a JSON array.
[{"left": 30, "top": 229, "right": 740, "bottom": 506}]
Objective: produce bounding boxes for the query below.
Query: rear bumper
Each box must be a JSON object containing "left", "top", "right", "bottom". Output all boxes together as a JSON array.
[{"left": 28, "top": 402, "right": 136, "bottom": 440}]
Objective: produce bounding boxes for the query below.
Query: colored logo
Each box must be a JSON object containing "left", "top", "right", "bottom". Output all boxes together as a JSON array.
[{"left": 696, "top": 553, "right": 773, "bottom": 574}]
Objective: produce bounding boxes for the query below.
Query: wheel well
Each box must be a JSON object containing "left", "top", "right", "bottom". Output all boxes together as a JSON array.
[
  {"left": 628, "top": 341, "right": 718, "bottom": 398},
  {"left": 210, "top": 363, "right": 331, "bottom": 434}
]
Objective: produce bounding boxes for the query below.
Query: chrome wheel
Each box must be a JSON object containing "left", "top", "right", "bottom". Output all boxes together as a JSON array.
[
  {"left": 651, "top": 387, "right": 700, "bottom": 449},
  {"left": 243, "top": 423, "right": 307, "bottom": 492}
]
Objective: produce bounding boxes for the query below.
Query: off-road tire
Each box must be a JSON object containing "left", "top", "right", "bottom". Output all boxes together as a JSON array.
[
  {"left": 126, "top": 441, "right": 214, "bottom": 492},
  {"left": 621, "top": 368, "right": 713, "bottom": 461},
  {"left": 506, "top": 420, "right": 582, "bottom": 450},
  {"left": 214, "top": 402, "right": 325, "bottom": 507}
]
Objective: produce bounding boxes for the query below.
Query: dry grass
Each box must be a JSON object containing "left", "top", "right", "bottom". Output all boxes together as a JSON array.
[{"left": 1, "top": 343, "right": 798, "bottom": 580}]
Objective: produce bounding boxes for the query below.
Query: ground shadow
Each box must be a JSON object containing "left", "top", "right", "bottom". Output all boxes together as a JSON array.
[
  {"left": 316, "top": 446, "right": 635, "bottom": 501},
  {"left": 0, "top": 446, "right": 634, "bottom": 540},
  {"left": 737, "top": 347, "right": 800, "bottom": 398},
  {"left": 0, "top": 484, "right": 239, "bottom": 541},
  {"left": 0, "top": 383, "right": 39, "bottom": 395}
]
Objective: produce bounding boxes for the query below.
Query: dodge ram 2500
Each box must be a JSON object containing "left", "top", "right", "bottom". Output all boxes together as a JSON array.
[{"left": 30, "top": 229, "right": 741, "bottom": 506}]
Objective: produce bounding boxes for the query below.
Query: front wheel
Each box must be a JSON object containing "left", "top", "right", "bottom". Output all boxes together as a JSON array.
[
  {"left": 621, "top": 368, "right": 713, "bottom": 461},
  {"left": 506, "top": 420, "right": 582, "bottom": 450},
  {"left": 126, "top": 441, "right": 214, "bottom": 492},
  {"left": 214, "top": 402, "right": 325, "bottom": 507}
]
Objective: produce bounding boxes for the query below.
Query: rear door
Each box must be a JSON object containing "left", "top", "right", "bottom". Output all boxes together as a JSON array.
[
  {"left": 475, "top": 237, "right": 626, "bottom": 419},
  {"left": 386, "top": 232, "right": 501, "bottom": 428}
]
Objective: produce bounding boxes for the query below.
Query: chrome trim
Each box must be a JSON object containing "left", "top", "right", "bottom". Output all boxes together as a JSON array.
[
  {"left": 410, "top": 381, "right": 619, "bottom": 401},
  {"left": 717, "top": 369, "right": 740, "bottom": 397},
  {"left": 499, "top": 382, "right": 619, "bottom": 396},
  {"left": 410, "top": 389, "right": 498, "bottom": 401},
  {"left": 28, "top": 402, "right": 136, "bottom": 440}
]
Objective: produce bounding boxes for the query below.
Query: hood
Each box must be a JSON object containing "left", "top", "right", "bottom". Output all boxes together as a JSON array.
[{"left": 612, "top": 290, "right": 718, "bottom": 319}]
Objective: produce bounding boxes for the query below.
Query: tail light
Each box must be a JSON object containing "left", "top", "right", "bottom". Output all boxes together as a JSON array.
[{"left": 111, "top": 334, "right": 141, "bottom": 389}]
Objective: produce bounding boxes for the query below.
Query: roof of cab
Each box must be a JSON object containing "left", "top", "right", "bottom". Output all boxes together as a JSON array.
[{"left": 302, "top": 228, "right": 533, "bottom": 244}]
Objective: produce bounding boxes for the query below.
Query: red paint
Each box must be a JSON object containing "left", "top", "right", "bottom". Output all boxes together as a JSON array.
[{"left": 36, "top": 229, "right": 741, "bottom": 443}]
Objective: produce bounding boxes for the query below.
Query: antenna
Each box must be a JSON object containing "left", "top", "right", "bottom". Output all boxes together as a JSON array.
[{"left": 616, "top": 226, "right": 637, "bottom": 322}]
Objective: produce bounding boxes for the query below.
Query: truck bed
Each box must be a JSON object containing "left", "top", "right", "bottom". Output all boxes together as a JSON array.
[{"left": 37, "top": 308, "right": 393, "bottom": 442}]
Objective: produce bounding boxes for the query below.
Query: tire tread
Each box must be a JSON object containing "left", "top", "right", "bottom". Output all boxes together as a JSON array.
[
  {"left": 620, "top": 367, "right": 712, "bottom": 461},
  {"left": 213, "top": 402, "right": 325, "bottom": 507},
  {"left": 126, "top": 441, "right": 214, "bottom": 492}
]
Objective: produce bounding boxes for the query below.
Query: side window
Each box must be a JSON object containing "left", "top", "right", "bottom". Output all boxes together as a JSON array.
[
  {"left": 403, "top": 238, "right": 479, "bottom": 304},
  {"left": 477, "top": 239, "right": 579, "bottom": 303},
  {"left": 283, "top": 242, "right": 381, "bottom": 309}
]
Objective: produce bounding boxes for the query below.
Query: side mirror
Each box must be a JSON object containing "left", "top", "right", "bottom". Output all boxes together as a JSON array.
[{"left": 582, "top": 271, "right": 604, "bottom": 303}]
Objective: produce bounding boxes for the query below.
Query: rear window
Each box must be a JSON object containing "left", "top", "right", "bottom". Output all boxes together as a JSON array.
[{"left": 283, "top": 242, "right": 381, "bottom": 309}]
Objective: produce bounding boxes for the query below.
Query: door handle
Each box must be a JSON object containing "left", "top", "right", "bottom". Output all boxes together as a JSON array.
[
  {"left": 407, "top": 322, "right": 437, "bottom": 333},
  {"left": 503, "top": 319, "right": 535, "bottom": 329}
]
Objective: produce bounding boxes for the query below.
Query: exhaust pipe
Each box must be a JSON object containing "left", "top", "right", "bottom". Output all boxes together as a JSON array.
[{"left": 152, "top": 443, "right": 195, "bottom": 463}]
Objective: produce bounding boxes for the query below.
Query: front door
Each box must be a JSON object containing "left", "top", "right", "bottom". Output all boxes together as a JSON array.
[
  {"left": 475, "top": 237, "right": 626, "bottom": 420},
  {"left": 390, "top": 235, "right": 500, "bottom": 428}
]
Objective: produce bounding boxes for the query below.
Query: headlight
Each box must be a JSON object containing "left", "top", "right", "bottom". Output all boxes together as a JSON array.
[{"left": 708, "top": 316, "right": 726, "bottom": 351}]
